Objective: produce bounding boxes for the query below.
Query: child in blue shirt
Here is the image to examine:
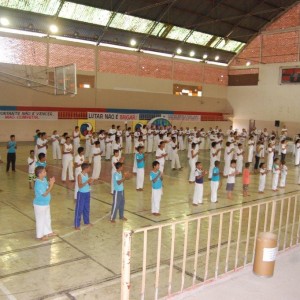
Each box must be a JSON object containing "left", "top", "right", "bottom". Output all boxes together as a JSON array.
[
  {"left": 6, "top": 134, "right": 17, "bottom": 173},
  {"left": 74, "top": 163, "right": 94, "bottom": 230},
  {"left": 33, "top": 166, "right": 56, "bottom": 241},
  {"left": 193, "top": 161, "right": 207, "bottom": 206},
  {"left": 136, "top": 146, "right": 145, "bottom": 191},
  {"left": 150, "top": 161, "right": 163, "bottom": 216},
  {"left": 210, "top": 160, "right": 221, "bottom": 203},
  {"left": 111, "top": 162, "right": 130, "bottom": 223}
]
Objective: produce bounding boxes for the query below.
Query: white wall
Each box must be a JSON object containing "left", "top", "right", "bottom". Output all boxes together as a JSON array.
[{"left": 228, "top": 62, "right": 300, "bottom": 134}]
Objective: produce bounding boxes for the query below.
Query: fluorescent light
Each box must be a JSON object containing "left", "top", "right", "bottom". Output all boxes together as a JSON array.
[
  {"left": 215, "top": 55, "right": 220, "bottom": 61},
  {"left": 174, "top": 55, "right": 201, "bottom": 62},
  {"left": 49, "top": 24, "right": 58, "bottom": 33},
  {"left": 130, "top": 39, "right": 137, "bottom": 46},
  {"left": 206, "top": 61, "right": 228, "bottom": 66},
  {"left": 141, "top": 49, "right": 173, "bottom": 58},
  {"left": 246, "top": 61, "right": 251, "bottom": 66},
  {"left": 189, "top": 50, "right": 195, "bottom": 57},
  {"left": 0, "top": 27, "right": 47, "bottom": 37},
  {"left": 49, "top": 35, "right": 96, "bottom": 45},
  {"left": 176, "top": 48, "right": 182, "bottom": 54},
  {"left": 83, "top": 84, "right": 90, "bottom": 88},
  {"left": 99, "top": 42, "right": 138, "bottom": 51},
  {"left": 203, "top": 53, "right": 208, "bottom": 59},
  {"left": 0, "top": 18, "right": 9, "bottom": 26}
]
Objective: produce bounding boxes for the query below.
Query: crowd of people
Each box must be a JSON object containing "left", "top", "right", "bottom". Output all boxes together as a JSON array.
[{"left": 2, "top": 123, "right": 300, "bottom": 241}]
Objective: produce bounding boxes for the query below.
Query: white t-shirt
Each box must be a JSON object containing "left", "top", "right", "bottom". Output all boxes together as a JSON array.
[
  {"left": 93, "top": 147, "right": 101, "bottom": 161},
  {"left": 28, "top": 157, "right": 37, "bottom": 174},
  {"left": 51, "top": 135, "right": 59, "bottom": 145},
  {"left": 156, "top": 148, "right": 166, "bottom": 166},
  {"left": 111, "top": 156, "right": 120, "bottom": 172},
  {"left": 63, "top": 143, "right": 73, "bottom": 154},
  {"left": 227, "top": 167, "right": 236, "bottom": 184},
  {"left": 170, "top": 141, "right": 178, "bottom": 154},
  {"left": 37, "top": 138, "right": 47, "bottom": 154},
  {"left": 74, "top": 154, "right": 84, "bottom": 171},
  {"left": 73, "top": 131, "right": 80, "bottom": 140}
]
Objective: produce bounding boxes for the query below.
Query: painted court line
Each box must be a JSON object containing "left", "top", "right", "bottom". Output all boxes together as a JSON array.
[{"left": 0, "top": 282, "right": 17, "bottom": 300}]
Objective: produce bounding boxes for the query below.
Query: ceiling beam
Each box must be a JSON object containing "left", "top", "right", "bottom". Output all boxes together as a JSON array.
[
  {"left": 96, "top": 0, "right": 127, "bottom": 45},
  {"left": 137, "top": 0, "right": 179, "bottom": 51}
]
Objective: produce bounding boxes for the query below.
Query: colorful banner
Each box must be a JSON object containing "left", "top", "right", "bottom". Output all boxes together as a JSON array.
[
  {"left": 78, "top": 119, "right": 96, "bottom": 139},
  {"left": 161, "top": 114, "right": 201, "bottom": 122},
  {"left": 88, "top": 112, "right": 139, "bottom": 121},
  {"left": 0, "top": 111, "right": 58, "bottom": 120}
]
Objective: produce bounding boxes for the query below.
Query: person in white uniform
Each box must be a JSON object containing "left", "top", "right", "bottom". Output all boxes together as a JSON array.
[
  {"left": 236, "top": 143, "right": 244, "bottom": 173},
  {"left": 155, "top": 142, "right": 167, "bottom": 173},
  {"left": 193, "top": 162, "right": 207, "bottom": 206},
  {"left": 147, "top": 126, "right": 154, "bottom": 153},
  {"left": 51, "top": 130, "right": 61, "bottom": 160},
  {"left": 105, "top": 133, "right": 113, "bottom": 160},
  {"left": 73, "top": 126, "right": 80, "bottom": 154},
  {"left": 98, "top": 130, "right": 106, "bottom": 157},
  {"left": 170, "top": 136, "right": 182, "bottom": 170},
  {"left": 247, "top": 136, "right": 255, "bottom": 163},
  {"left": 37, "top": 132, "right": 48, "bottom": 155},
  {"left": 92, "top": 141, "right": 102, "bottom": 180},
  {"left": 189, "top": 143, "right": 199, "bottom": 183},
  {"left": 125, "top": 127, "right": 133, "bottom": 154},
  {"left": 62, "top": 136, "right": 74, "bottom": 182},
  {"left": 295, "top": 138, "right": 300, "bottom": 166}
]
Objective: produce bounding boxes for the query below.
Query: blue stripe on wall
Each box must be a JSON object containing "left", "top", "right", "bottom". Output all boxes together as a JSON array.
[{"left": 0, "top": 106, "right": 17, "bottom": 111}]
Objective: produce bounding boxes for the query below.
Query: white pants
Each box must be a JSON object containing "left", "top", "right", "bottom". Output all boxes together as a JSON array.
[
  {"left": 272, "top": 173, "right": 279, "bottom": 190},
  {"left": 258, "top": 176, "right": 266, "bottom": 192},
  {"left": 100, "top": 141, "right": 106, "bottom": 156},
  {"left": 133, "top": 154, "right": 137, "bottom": 173},
  {"left": 92, "top": 158, "right": 101, "bottom": 179},
  {"left": 171, "top": 153, "right": 181, "bottom": 169},
  {"left": 193, "top": 183, "right": 203, "bottom": 204},
  {"left": 295, "top": 150, "right": 300, "bottom": 165},
  {"left": 210, "top": 181, "right": 219, "bottom": 202},
  {"left": 125, "top": 139, "right": 132, "bottom": 154},
  {"left": 52, "top": 142, "right": 61, "bottom": 159},
  {"left": 85, "top": 144, "right": 91, "bottom": 159},
  {"left": 148, "top": 138, "right": 153, "bottom": 153},
  {"left": 267, "top": 154, "right": 274, "bottom": 171},
  {"left": 62, "top": 154, "right": 74, "bottom": 181},
  {"left": 248, "top": 149, "right": 253, "bottom": 163},
  {"left": 178, "top": 137, "right": 184, "bottom": 150},
  {"left": 151, "top": 188, "right": 162, "bottom": 213},
  {"left": 111, "top": 170, "right": 115, "bottom": 194},
  {"left": 159, "top": 164, "right": 164, "bottom": 173},
  {"left": 73, "top": 139, "right": 80, "bottom": 155},
  {"left": 153, "top": 138, "right": 159, "bottom": 152},
  {"left": 106, "top": 144, "right": 112, "bottom": 160},
  {"left": 189, "top": 159, "right": 196, "bottom": 181},
  {"left": 34, "top": 204, "right": 52, "bottom": 238},
  {"left": 74, "top": 167, "right": 81, "bottom": 199},
  {"left": 236, "top": 159, "right": 243, "bottom": 173},
  {"left": 136, "top": 168, "right": 145, "bottom": 189},
  {"left": 279, "top": 174, "right": 287, "bottom": 187}
]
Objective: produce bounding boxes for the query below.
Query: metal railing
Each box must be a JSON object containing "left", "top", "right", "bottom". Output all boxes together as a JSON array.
[{"left": 121, "top": 193, "right": 300, "bottom": 300}]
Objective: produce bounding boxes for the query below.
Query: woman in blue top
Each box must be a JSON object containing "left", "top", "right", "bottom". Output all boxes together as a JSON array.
[
  {"left": 74, "top": 163, "right": 94, "bottom": 230},
  {"left": 6, "top": 134, "right": 17, "bottom": 173},
  {"left": 33, "top": 166, "right": 56, "bottom": 241}
]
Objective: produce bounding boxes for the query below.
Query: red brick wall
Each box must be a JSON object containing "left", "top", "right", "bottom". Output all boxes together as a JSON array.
[
  {"left": 230, "top": 3, "right": 300, "bottom": 71},
  {"left": 49, "top": 43, "right": 95, "bottom": 71},
  {"left": 0, "top": 36, "right": 47, "bottom": 66}
]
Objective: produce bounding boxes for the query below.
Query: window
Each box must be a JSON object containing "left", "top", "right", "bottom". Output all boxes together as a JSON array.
[{"left": 173, "top": 84, "right": 203, "bottom": 97}]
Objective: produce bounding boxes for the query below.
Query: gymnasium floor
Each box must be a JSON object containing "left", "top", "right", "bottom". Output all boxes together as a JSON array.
[{"left": 0, "top": 142, "right": 299, "bottom": 300}]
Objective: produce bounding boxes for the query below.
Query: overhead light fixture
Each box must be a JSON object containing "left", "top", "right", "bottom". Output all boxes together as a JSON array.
[
  {"left": 174, "top": 55, "right": 201, "bottom": 62},
  {"left": 130, "top": 39, "right": 137, "bottom": 46},
  {"left": 0, "top": 17, "right": 9, "bottom": 26},
  {"left": 49, "top": 24, "right": 58, "bottom": 33},
  {"left": 203, "top": 53, "right": 208, "bottom": 59},
  {"left": 176, "top": 48, "right": 182, "bottom": 55},
  {"left": 189, "top": 50, "right": 195, "bottom": 57},
  {"left": 0, "top": 27, "right": 46, "bottom": 37},
  {"left": 206, "top": 61, "right": 228, "bottom": 67},
  {"left": 141, "top": 49, "right": 172, "bottom": 58},
  {"left": 215, "top": 55, "right": 220, "bottom": 61},
  {"left": 246, "top": 61, "right": 251, "bottom": 66},
  {"left": 99, "top": 42, "right": 138, "bottom": 51}
]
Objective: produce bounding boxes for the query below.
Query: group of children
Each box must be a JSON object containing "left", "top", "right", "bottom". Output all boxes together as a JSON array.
[{"left": 2, "top": 124, "right": 298, "bottom": 241}]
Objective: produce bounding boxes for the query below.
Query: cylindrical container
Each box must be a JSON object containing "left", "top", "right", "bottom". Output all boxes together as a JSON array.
[{"left": 253, "top": 232, "right": 277, "bottom": 277}]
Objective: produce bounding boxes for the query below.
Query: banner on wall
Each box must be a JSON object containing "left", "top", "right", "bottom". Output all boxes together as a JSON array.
[
  {"left": 88, "top": 112, "right": 139, "bottom": 121},
  {"left": 161, "top": 114, "right": 201, "bottom": 122},
  {"left": 0, "top": 111, "right": 58, "bottom": 120},
  {"left": 78, "top": 119, "right": 96, "bottom": 139}
]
